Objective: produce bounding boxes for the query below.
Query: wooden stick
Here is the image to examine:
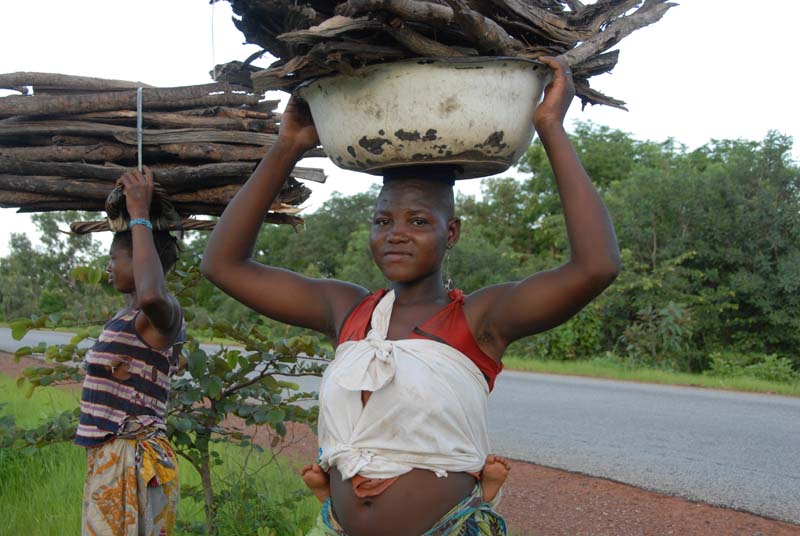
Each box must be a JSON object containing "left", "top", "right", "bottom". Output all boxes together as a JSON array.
[
  {"left": 0, "top": 121, "right": 277, "bottom": 146},
  {"left": 0, "top": 174, "right": 113, "bottom": 199},
  {"left": 560, "top": 1, "right": 677, "bottom": 66},
  {"left": 0, "top": 83, "right": 258, "bottom": 118},
  {"left": 0, "top": 159, "right": 327, "bottom": 189},
  {"left": 0, "top": 72, "right": 155, "bottom": 91},
  {"left": 69, "top": 213, "right": 304, "bottom": 234},
  {"left": 0, "top": 144, "right": 138, "bottom": 162},
  {"left": 65, "top": 110, "right": 277, "bottom": 132}
]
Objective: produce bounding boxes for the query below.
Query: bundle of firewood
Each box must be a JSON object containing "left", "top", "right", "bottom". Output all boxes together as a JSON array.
[
  {"left": 215, "top": 0, "right": 676, "bottom": 110},
  {"left": 0, "top": 72, "right": 327, "bottom": 230}
]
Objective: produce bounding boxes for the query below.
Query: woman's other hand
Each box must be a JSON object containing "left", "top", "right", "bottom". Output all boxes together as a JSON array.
[
  {"left": 278, "top": 96, "right": 320, "bottom": 156},
  {"left": 117, "top": 166, "right": 154, "bottom": 220},
  {"left": 534, "top": 56, "right": 576, "bottom": 133}
]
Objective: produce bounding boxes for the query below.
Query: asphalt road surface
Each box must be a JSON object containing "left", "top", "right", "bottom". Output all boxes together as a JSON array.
[{"left": 2, "top": 328, "right": 798, "bottom": 524}]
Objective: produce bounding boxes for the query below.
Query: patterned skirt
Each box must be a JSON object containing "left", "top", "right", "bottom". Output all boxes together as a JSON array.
[
  {"left": 81, "top": 430, "right": 179, "bottom": 536},
  {"left": 307, "top": 483, "right": 506, "bottom": 536}
]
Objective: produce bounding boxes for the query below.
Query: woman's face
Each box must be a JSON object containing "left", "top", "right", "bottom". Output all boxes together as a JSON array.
[
  {"left": 106, "top": 241, "right": 135, "bottom": 294},
  {"left": 369, "top": 181, "right": 458, "bottom": 284}
]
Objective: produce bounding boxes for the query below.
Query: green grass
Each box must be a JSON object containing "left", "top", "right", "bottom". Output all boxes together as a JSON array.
[
  {"left": 0, "top": 375, "right": 320, "bottom": 535},
  {"left": 504, "top": 356, "right": 800, "bottom": 397}
]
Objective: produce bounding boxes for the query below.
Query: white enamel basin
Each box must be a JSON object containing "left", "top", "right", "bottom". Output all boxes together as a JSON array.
[{"left": 295, "top": 57, "right": 550, "bottom": 180}]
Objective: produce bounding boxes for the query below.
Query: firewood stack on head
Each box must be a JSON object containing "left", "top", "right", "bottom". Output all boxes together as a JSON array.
[{"left": 215, "top": 0, "right": 677, "bottom": 110}]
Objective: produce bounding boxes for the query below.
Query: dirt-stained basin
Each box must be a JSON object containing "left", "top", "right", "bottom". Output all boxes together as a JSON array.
[{"left": 295, "top": 57, "right": 550, "bottom": 180}]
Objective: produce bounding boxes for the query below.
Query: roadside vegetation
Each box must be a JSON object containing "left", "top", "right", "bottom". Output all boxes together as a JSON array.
[{"left": 0, "top": 375, "right": 319, "bottom": 535}]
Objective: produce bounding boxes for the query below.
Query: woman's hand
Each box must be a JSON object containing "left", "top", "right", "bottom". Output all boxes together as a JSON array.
[
  {"left": 534, "top": 56, "right": 576, "bottom": 133},
  {"left": 117, "top": 166, "right": 154, "bottom": 220},
  {"left": 278, "top": 96, "right": 320, "bottom": 157}
]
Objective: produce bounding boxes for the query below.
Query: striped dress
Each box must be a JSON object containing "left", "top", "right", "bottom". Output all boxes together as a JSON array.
[{"left": 75, "top": 307, "right": 184, "bottom": 447}]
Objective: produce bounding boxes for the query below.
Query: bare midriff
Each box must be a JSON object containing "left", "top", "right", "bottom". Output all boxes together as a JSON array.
[{"left": 329, "top": 467, "right": 475, "bottom": 536}]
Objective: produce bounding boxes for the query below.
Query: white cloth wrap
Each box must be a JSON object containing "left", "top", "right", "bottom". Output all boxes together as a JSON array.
[{"left": 318, "top": 290, "right": 490, "bottom": 481}]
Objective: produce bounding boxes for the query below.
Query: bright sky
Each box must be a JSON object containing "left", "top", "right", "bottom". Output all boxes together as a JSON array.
[{"left": 1, "top": 0, "right": 797, "bottom": 256}]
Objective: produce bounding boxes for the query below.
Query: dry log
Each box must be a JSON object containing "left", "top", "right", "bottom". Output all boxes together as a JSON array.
[
  {"left": 277, "top": 16, "right": 385, "bottom": 45},
  {"left": 336, "top": 0, "right": 455, "bottom": 25},
  {"left": 0, "top": 83, "right": 259, "bottom": 119},
  {"left": 0, "top": 159, "right": 327, "bottom": 190},
  {"left": 0, "top": 174, "right": 113, "bottom": 199},
  {"left": 568, "top": 0, "right": 641, "bottom": 35},
  {"left": 176, "top": 105, "right": 277, "bottom": 119},
  {"left": 443, "top": 0, "right": 518, "bottom": 55},
  {"left": 69, "top": 212, "right": 304, "bottom": 234},
  {"left": 0, "top": 178, "right": 308, "bottom": 213},
  {"left": 386, "top": 21, "right": 465, "bottom": 57},
  {"left": 561, "top": 0, "right": 676, "bottom": 66},
  {"left": 0, "top": 189, "right": 67, "bottom": 207},
  {"left": 487, "top": 0, "right": 578, "bottom": 44},
  {"left": 0, "top": 121, "right": 277, "bottom": 146},
  {"left": 65, "top": 110, "right": 277, "bottom": 132},
  {"left": 0, "top": 72, "right": 154, "bottom": 92},
  {"left": 169, "top": 184, "right": 309, "bottom": 209},
  {"left": 0, "top": 141, "right": 325, "bottom": 163},
  {"left": 156, "top": 143, "right": 272, "bottom": 162},
  {"left": 0, "top": 144, "right": 138, "bottom": 162}
]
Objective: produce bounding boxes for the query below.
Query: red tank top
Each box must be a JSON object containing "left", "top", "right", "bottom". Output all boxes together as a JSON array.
[{"left": 338, "top": 288, "right": 503, "bottom": 391}]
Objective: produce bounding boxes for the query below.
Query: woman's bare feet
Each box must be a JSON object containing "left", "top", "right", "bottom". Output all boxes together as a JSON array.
[
  {"left": 481, "top": 455, "right": 511, "bottom": 503},
  {"left": 301, "top": 463, "right": 331, "bottom": 503}
]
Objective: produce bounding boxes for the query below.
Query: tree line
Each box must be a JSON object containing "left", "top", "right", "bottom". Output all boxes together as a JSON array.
[{"left": 2, "top": 122, "right": 798, "bottom": 375}]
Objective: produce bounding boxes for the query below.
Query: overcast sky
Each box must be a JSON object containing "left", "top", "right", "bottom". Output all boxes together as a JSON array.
[{"left": 1, "top": 0, "right": 798, "bottom": 256}]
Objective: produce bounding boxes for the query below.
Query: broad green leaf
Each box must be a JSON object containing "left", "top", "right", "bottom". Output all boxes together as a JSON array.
[
  {"left": 187, "top": 350, "right": 207, "bottom": 379},
  {"left": 10, "top": 319, "right": 33, "bottom": 341},
  {"left": 267, "top": 409, "right": 286, "bottom": 424}
]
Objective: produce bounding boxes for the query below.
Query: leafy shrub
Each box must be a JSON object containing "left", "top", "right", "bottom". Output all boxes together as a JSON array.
[
  {"left": 521, "top": 304, "right": 603, "bottom": 361},
  {"left": 211, "top": 476, "right": 311, "bottom": 536},
  {"left": 708, "top": 352, "right": 799, "bottom": 383},
  {"left": 619, "top": 302, "right": 696, "bottom": 370}
]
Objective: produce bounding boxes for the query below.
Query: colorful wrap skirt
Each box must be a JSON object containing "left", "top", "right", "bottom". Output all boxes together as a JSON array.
[
  {"left": 81, "top": 429, "right": 179, "bottom": 536},
  {"left": 307, "top": 483, "right": 506, "bottom": 536}
]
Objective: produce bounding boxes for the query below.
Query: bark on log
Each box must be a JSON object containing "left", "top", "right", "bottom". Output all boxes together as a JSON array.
[
  {"left": 0, "top": 144, "right": 138, "bottom": 162},
  {"left": 336, "top": 0, "right": 455, "bottom": 25},
  {"left": 560, "top": 0, "right": 676, "bottom": 66},
  {"left": 0, "top": 72, "right": 154, "bottom": 92},
  {"left": 443, "top": 0, "right": 518, "bottom": 54},
  {"left": 68, "top": 213, "right": 304, "bottom": 234},
  {"left": 386, "top": 22, "right": 465, "bottom": 57},
  {"left": 0, "top": 83, "right": 259, "bottom": 118},
  {"left": 0, "top": 159, "right": 327, "bottom": 190},
  {"left": 0, "top": 121, "right": 277, "bottom": 146},
  {"left": 66, "top": 110, "right": 277, "bottom": 132},
  {"left": 0, "top": 174, "right": 113, "bottom": 199}
]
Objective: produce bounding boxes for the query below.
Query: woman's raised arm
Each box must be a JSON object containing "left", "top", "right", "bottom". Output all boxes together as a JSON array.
[
  {"left": 470, "top": 56, "right": 621, "bottom": 356},
  {"left": 201, "top": 98, "right": 367, "bottom": 339}
]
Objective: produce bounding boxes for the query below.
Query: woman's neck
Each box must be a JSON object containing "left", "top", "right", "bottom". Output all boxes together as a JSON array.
[
  {"left": 123, "top": 293, "right": 139, "bottom": 309},
  {"left": 391, "top": 275, "right": 449, "bottom": 306}
]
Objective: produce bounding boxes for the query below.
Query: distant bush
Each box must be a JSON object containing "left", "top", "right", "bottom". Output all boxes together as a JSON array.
[
  {"left": 515, "top": 304, "right": 603, "bottom": 361},
  {"left": 708, "top": 352, "right": 799, "bottom": 384},
  {"left": 618, "top": 302, "right": 696, "bottom": 371}
]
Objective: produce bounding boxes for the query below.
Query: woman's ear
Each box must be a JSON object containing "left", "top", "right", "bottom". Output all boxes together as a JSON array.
[{"left": 447, "top": 217, "right": 461, "bottom": 248}]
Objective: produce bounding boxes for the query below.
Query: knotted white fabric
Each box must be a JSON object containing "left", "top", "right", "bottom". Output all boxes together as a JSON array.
[{"left": 318, "top": 290, "right": 491, "bottom": 481}]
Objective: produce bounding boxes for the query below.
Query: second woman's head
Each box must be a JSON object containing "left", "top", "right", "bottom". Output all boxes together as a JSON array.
[{"left": 106, "top": 231, "right": 180, "bottom": 293}]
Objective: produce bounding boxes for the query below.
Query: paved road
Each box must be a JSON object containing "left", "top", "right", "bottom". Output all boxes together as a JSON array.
[{"left": 2, "top": 328, "right": 798, "bottom": 524}]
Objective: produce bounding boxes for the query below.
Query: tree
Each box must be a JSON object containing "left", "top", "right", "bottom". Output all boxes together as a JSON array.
[{"left": 604, "top": 131, "right": 800, "bottom": 364}]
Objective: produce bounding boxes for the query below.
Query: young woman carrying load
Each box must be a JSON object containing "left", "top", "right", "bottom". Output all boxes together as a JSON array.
[{"left": 201, "top": 56, "right": 620, "bottom": 536}]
